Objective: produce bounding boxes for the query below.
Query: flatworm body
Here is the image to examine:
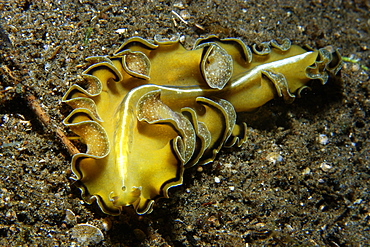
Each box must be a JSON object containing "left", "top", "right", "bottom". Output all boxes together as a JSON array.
[{"left": 62, "top": 35, "right": 341, "bottom": 215}]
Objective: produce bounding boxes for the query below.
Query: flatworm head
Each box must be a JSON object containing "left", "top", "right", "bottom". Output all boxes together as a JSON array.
[{"left": 62, "top": 35, "right": 342, "bottom": 215}]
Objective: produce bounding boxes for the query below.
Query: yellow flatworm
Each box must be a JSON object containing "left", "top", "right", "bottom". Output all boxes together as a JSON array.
[{"left": 62, "top": 35, "right": 342, "bottom": 215}]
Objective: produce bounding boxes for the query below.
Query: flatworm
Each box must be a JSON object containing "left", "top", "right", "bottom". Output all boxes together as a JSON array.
[{"left": 62, "top": 35, "right": 342, "bottom": 215}]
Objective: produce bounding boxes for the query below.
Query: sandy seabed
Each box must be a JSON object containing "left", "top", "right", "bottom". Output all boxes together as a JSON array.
[{"left": 0, "top": 1, "right": 369, "bottom": 246}]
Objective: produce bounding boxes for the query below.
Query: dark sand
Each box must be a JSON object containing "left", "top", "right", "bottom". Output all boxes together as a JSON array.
[{"left": 0, "top": 0, "right": 369, "bottom": 246}]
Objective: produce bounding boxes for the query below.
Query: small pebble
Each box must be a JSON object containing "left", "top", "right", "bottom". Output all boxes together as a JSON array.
[
  {"left": 285, "top": 224, "right": 294, "bottom": 232},
  {"left": 179, "top": 35, "right": 186, "bottom": 43},
  {"left": 115, "top": 28, "right": 127, "bottom": 34},
  {"left": 214, "top": 177, "right": 221, "bottom": 183},
  {"left": 180, "top": 10, "right": 190, "bottom": 20},
  {"left": 320, "top": 162, "right": 332, "bottom": 172},
  {"left": 197, "top": 166, "right": 203, "bottom": 172},
  {"left": 133, "top": 228, "right": 146, "bottom": 241},
  {"left": 302, "top": 167, "right": 311, "bottom": 176},
  {"left": 351, "top": 63, "right": 360, "bottom": 72},
  {"left": 101, "top": 217, "right": 112, "bottom": 231},
  {"left": 353, "top": 199, "right": 362, "bottom": 205}
]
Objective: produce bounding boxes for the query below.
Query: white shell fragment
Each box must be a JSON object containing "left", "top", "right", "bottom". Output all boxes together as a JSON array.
[
  {"left": 265, "top": 151, "right": 283, "bottom": 164},
  {"left": 70, "top": 223, "right": 104, "bottom": 245},
  {"left": 320, "top": 162, "right": 333, "bottom": 172},
  {"left": 64, "top": 209, "right": 77, "bottom": 225},
  {"left": 317, "top": 134, "right": 329, "bottom": 145}
]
